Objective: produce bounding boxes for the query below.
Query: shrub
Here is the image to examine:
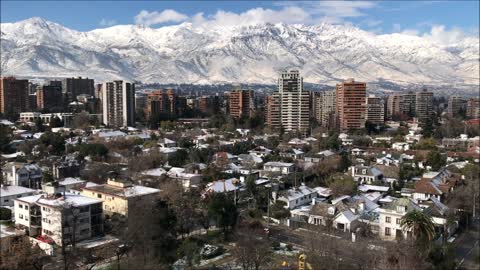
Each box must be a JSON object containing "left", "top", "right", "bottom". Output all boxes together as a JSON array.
[{"left": 0, "top": 207, "right": 12, "bottom": 220}]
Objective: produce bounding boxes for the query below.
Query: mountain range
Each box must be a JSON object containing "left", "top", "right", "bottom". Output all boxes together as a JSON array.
[{"left": 1, "top": 17, "right": 478, "bottom": 91}]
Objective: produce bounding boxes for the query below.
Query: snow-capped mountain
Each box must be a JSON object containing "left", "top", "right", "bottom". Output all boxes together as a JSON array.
[{"left": 1, "top": 17, "right": 479, "bottom": 88}]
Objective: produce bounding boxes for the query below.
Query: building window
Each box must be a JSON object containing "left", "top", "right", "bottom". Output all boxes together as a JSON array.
[
  {"left": 97, "top": 194, "right": 102, "bottom": 198},
  {"left": 19, "top": 204, "right": 23, "bottom": 209},
  {"left": 18, "top": 214, "right": 23, "bottom": 219},
  {"left": 396, "top": 218, "right": 401, "bottom": 225},
  {"left": 385, "top": 227, "right": 391, "bottom": 236},
  {"left": 385, "top": 216, "right": 391, "bottom": 223},
  {"left": 25, "top": 205, "right": 28, "bottom": 210}
]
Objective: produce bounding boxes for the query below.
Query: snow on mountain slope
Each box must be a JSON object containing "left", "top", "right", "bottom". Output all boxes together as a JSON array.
[{"left": 1, "top": 17, "right": 478, "bottom": 87}]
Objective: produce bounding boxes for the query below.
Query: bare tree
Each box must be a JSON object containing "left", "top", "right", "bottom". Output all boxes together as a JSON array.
[{"left": 232, "top": 224, "right": 272, "bottom": 270}]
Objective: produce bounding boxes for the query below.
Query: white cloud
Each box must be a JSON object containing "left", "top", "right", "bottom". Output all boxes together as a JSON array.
[
  {"left": 422, "top": 25, "right": 465, "bottom": 46},
  {"left": 193, "top": 7, "right": 311, "bottom": 28},
  {"left": 99, "top": 18, "right": 116, "bottom": 27},
  {"left": 134, "top": 9, "right": 188, "bottom": 26}
]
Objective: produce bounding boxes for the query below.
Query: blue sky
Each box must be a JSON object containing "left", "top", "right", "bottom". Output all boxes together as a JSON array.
[{"left": 1, "top": 1, "right": 479, "bottom": 36}]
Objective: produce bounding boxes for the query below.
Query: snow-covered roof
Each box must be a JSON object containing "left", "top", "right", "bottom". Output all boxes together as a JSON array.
[
  {"left": 98, "top": 130, "right": 126, "bottom": 138},
  {"left": 0, "top": 119, "right": 14, "bottom": 126},
  {"left": 82, "top": 184, "right": 160, "bottom": 198},
  {"left": 331, "top": 195, "right": 351, "bottom": 205},
  {"left": 314, "top": 187, "right": 332, "bottom": 197},
  {"left": 59, "top": 177, "right": 85, "bottom": 186},
  {"left": 358, "top": 185, "right": 390, "bottom": 193},
  {"left": 1, "top": 152, "right": 25, "bottom": 159},
  {"left": 0, "top": 186, "right": 37, "bottom": 197},
  {"left": 281, "top": 185, "right": 317, "bottom": 201},
  {"left": 205, "top": 178, "right": 242, "bottom": 193},
  {"left": 21, "top": 193, "right": 102, "bottom": 208},
  {"left": 142, "top": 168, "right": 167, "bottom": 177},
  {"left": 264, "top": 161, "right": 294, "bottom": 167}
]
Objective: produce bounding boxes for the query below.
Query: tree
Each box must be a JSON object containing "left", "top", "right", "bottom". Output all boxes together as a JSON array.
[
  {"left": 232, "top": 225, "right": 273, "bottom": 270},
  {"left": 72, "top": 112, "right": 91, "bottom": 129},
  {"left": 338, "top": 152, "right": 351, "bottom": 172},
  {"left": 208, "top": 193, "right": 238, "bottom": 239},
  {"left": 168, "top": 149, "right": 189, "bottom": 167},
  {"left": 42, "top": 172, "right": 54, "bottom": 183},
  {"left": 0, "top": 235, "right": 45, "bottom": 270},
  {"left": 50, "top": 116, "right": 63, "bottom": 128},
  {"left": 400, "top": 210, "right": 435, "bottom": 242},
  {"left": 0, "top": 125, "right": 12, "bottom": 153},
  {"left": 177, "top": 240, "right": 200, "bottom": 268},
  {"left": 245, "top": 175, "right": 257, "bottom": 198},
  {"left": 327, "top": 174, "right": 356, "bottom": 197},
  {"left": 77, "top": 143, "right": 109, "bottom": 160},
  {"left": 426, "top": 150, "right": 446, "bottom": 171}
]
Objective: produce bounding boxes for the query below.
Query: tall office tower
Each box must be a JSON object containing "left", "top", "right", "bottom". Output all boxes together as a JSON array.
[
  {"left": 466, "top": 98, "right": 480, "bottom": 119},
  {"left": 447, "top": 96, "right": 465, "bottom": 117},
  {"left": 135, "top": 93, "right": 147, "bottom": 114},
  {"left": 37, "top": 82, "right": 63, "bottom": 110},
  {"left": 366, "top": 95, "right": 385, "bottom": 125},
  {"left": 312, "top": 90, "right": 336, "bottom": 127},
  {"left": 0, "top": 77, "right": 29, "bottom": 114},
  {"left": 267, "top": 70, "right": 309, "bottom": 134},
  {"left": 102, "top": 81, "right": 135, "bottom": 127},
  {"left": 166, "top": 89, "right": 177, "bottom": 116},
  {"left": 229, "top": 89, "right": 254, "bottom": 119},
  {"left": 62, "top": 77, "right": 95, "bottom": 102},
  {"left": 176, "top": 96, "right": 187, "bottom": 117},
  {"left": 415, "top": 89, "right": 434, "bottom": 124},
  {"left": 95, "top": 84, "right": 103, "bottom": 99},
  {"left": 336, "top": 78, "right": 367, "bottom": 131}
]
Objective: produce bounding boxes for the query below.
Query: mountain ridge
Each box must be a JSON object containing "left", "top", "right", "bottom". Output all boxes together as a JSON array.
[{"left": 1, "top": 17, "right": 479, "bottom": 91}]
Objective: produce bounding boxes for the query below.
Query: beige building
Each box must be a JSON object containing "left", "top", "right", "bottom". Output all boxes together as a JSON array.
[
  {"left": 102, "top": 81, "right": 135, "bottom": 127},
  {"left": 312, "top": 90, "right": 336, "bottom": 127},
  {"left": 81, "top": 179, "right": 160, "bottom": 217}
]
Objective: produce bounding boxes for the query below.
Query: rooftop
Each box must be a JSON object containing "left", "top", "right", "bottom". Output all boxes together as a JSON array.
[{"left": 0, "top": 186, "right": 37, "bottom": 198}]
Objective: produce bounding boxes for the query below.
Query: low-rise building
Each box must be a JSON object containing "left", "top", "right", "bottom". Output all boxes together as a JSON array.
[
  {"left": 378, "top": 198, "right": 421, "bottom": 241},
  {"left": 262, "top": 162, "right": 294, "bottom": 176},
  {"left": 277, "top": 185, "right": 317, "bottom": 209},
  {"left": 81, "top": 178, "right": 160, "bottom": 217},
  {"left": 0, "top": 186, "right": 37, "bottom": 207},
  {"left": 351, "top": 165, "right": 383, "bottom": 184},
  {"left": 14, "top": 184, "right": 103, "bottom": 245},
  {"left": 2, "top": 162, "right": 43, "bottom": 189}
]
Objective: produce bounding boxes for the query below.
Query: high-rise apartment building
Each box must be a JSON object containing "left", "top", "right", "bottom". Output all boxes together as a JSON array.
[
  {"left": 0, "top": 77, "right": 29, "bottom": 114},
  {"left": 229, "top": 89, "right": 254, "bottom": 119},
  {"left": 312, "top": 90, "right": 336, "bottom": 127},
  {"left": 267, "top": 70, "right": 310, "bottom": 134},
  {"left": 415, "top": 89, "right": 434, "bottom": 124},
  {"left": 102, "top": 81, "right": 135, "bottom": 127},
  {"left": 387, "top": 92, "right": 415, "bottom": 119},
  {"left": 447, "top": 96, "right": 465, "bottom": 117},
  {"left": 37, "top": 82, "right": 63, "bottom": 111},
  {"left": 366, "top": 95, "right": 385, "bottom": 125},
  {"left": 62, "top": 77, "right": 95, "bottom": 102},
  {"left": 466, "top": 98, "right": 480, "bottom": 119},
  {"left": 145, "top": 89, "right": 177, "bottom": 119},
  {"left": 336, "top": 79, "right": 367, "bottom": 131}
]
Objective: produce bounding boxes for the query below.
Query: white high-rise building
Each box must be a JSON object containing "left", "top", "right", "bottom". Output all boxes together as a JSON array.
[
  {"left": 269, "top": 70, "right": 310, "bottom": 134},
  {"left": 102, "top": 81, "right": 135, "bottom": 127},
  {"left": 312, "top": 90, "right": 336, "bottom": 127}
]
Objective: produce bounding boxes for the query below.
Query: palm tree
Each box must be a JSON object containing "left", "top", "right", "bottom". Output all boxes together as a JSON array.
[{"left": 400, "top": 210, "right": 436, "bottom": 241}]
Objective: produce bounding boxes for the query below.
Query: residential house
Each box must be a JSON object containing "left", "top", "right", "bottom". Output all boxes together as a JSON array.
[
  {"left": 277, "top": 185, "right": 317, "bottom": 209},
  {"left": 167, "top": 167, "right": 202, "bottom": 189},
  {"left": 204, "top": 178, "right": 242, "bottom": 194},
  {"left": 378, "top": 198, "right": 421, "bottom": 240},
  {"left": 413, "top": 169, "right": 459, "bottom": 203},
  {"left": 2, "top": 162, "right": 43, "bottom": 189},
  {"left": 262, "top": 162, "right": 294, "bottom": 177},
  {"left": 248, "top": 146, "right": 272, "bottom": 157},
  {"left": 279, "top": 149, "right": 304, "bottom": 160},
  {"left": 351, "top": 165, "right": 383, "bottom": 184},
  {"left": 0, "top": 186, "right": 37, "bottom": 207}
]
